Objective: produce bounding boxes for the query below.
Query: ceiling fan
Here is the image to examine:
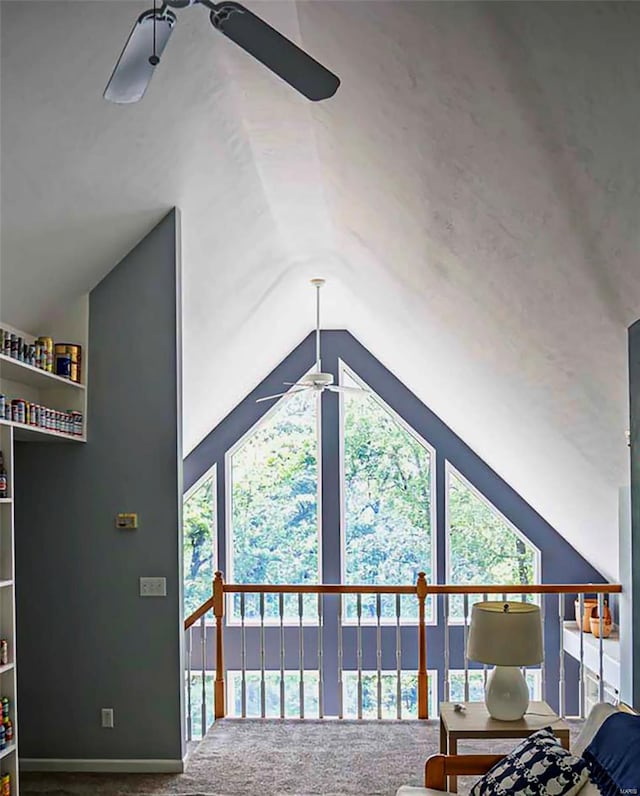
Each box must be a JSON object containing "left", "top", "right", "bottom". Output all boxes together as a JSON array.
[
  {"left": 104, "top": 0, "right": 340, "bottom": 104},
  {"left": 257, "top": 279, "right": 369, "bottom": 404}
]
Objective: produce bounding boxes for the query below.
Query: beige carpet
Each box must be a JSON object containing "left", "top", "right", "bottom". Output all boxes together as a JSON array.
[{"left": 21, "top": 719, "right": 585, "bottom": 796}]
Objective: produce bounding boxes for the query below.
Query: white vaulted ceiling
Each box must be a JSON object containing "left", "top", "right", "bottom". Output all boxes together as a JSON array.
[{"left": 2, "top": 1, "right": 639, "bottom": 578}]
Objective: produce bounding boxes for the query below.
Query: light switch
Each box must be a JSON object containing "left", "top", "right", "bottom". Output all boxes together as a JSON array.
[{"left": 139, "top": 577, "right": 167, "bottom": 597}]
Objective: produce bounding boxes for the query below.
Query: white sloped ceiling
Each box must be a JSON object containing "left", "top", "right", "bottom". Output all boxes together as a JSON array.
[{"left": 2, "top": 1, "right": 639, "bottom": 579}]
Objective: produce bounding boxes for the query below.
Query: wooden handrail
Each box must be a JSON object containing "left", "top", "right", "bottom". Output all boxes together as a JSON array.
[
  {"left": 184, "top": 581, "right": 622, "bottom": 628},
  {"left": 417, "top": 583, "right": 622, "bottom": 595},
  {"left": 184, "top": 596, "right": 214, "bottom": 630},
  {"left": 221, "top": 582, "right": 621, "bottom": 595},
  {"left": 221, "top": 583, "right": 418, "bottom": 595}
]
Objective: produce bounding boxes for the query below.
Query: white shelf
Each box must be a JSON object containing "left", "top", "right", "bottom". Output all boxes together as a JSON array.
[
  {"left": 0, "top": 743, "right": 16, "bottom": 761},
  {"left": 563, "top": 621, "right": 620, "bottom": 689},
  {"left": 0, "top": 499, "right": 11, "bottom": 505},
  {"left": 0, "top": 353, "right": 84, "bottom": 391},
  {"left": 0, "top": 419, "right": 84, "bottom": 444},
  {"left": 0, "top": 581, "right": 13, "bottom": 589},
  {"left": 0, "top": 664, "right": 15, "bottom": 675}
]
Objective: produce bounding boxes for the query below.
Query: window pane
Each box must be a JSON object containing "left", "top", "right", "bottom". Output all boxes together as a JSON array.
[
  {"left": 342, "top": 671, "right": 436, "bottom": 718},
  {"left": 447, "top": 469, "right": 537, "bottom": 618},
  {"left": 449, "top": 669, "right": 541, "bottom": 703},
  {"left": 183, "top": 475, "right": 215, "bottom": 617},
  {"left": 228, "top": 671, "right": 320, "bottom": 718},
  {"left": 230, "top": 391, "right": 319, "bottom": 618},
  {"left": 342, "top": 370, "right": 433, "bottom": 620}
]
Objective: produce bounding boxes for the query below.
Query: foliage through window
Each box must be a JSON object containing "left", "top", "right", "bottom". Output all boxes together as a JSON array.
[
  {"left": 447, "top": 467, "right": 538, "bottom": 619},
  {"left": 449, "top": 669, "right": 541, "bottom": 703},
  {"left": 342, "top": 368, "right": 434, "bottom": 620},
  {"left": 183, "top": 472, "right": 216, "bottom": 617},
  {"left": 229, "top": 390, "right": 319, "bottom": 619}
]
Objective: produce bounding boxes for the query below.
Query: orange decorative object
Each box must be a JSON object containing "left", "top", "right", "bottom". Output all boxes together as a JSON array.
[
  {"left": 575, "top": 599, "right": 598, "bottom": 632},
  {"left": 590, "top": 602, "right": 613, "bottom": 638}
]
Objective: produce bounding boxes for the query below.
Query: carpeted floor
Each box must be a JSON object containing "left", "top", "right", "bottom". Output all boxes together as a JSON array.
[{"left": 20, "top": 718, "right": 585, "bottom": 796}]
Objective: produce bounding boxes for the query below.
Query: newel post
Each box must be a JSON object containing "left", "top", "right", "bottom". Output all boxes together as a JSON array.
[
  {"left": 417, "top": 571, "right": 429, "bottom": 719},
  {"left": 213, "top": 571, "right": 226, "bottom": 719}
]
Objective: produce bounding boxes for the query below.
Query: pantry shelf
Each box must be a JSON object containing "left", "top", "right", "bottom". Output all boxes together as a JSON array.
[
  {"left": 0, "top": 664, "right": 14, "bottom": 675},
  {"left": 0, "top": 353, "right": 84, "bottom": 391},
  {"left": 0, "top": 743, "right": 16, "bottom": 761},
  {"left": 0, "top": 418, "right": 85, "bottom": 444}
]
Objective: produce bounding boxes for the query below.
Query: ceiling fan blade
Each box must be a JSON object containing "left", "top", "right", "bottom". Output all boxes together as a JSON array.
[
  {"left": 104, "top": 9, "right": 177, "bottom": 104},
  {"left": 256, "top": 388, "right": 309, "bottom": 403},
  {"left": 327, "top": 385, "right": 370, "bottom": 395},
  {"left": 209, "top": 3, "right": 340, "bottom": 101}
]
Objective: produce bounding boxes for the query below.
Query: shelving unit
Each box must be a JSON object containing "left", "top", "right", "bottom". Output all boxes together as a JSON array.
[
  {"left": 0, "top": 300, "right": 88, "bottom": 795},
  {"left": 0, "top": 423, "right": 18, "bottom": 793}
]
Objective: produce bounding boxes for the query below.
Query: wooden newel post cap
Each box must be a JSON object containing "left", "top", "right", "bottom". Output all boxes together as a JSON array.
[{"left": 417, "top": 571, "right": 428, "bottom": 599}]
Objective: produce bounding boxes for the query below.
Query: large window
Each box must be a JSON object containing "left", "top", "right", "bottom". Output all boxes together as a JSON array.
[
  {"left": 228, "top": 390, "right": 320, "bottom": 618},
  {"left": 446, "top": 466, "right": 539, "bottom": 619},
  {"left": 183, "top": 468, "right": 216, "bottom": 617},
  {"left": 341, "top": 367, "right": 434, "bottom": 620}
]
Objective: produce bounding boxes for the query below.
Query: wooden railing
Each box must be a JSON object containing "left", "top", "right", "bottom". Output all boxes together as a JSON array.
[{"left": 183, "top": 573, "right": 621, "bottom": 740}]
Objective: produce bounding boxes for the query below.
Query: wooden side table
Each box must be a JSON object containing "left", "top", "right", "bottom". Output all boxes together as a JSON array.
[{"left": 439, "top": 701, "right": 571, "bottom": 792}]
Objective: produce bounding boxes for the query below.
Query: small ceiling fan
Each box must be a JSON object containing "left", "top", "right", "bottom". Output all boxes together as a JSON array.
[
  {"left": 257, "top": 279, "right": 369, "bottom": 404},
  {"left": 104, "top": 0, "right": 340, "bottom": 104}
]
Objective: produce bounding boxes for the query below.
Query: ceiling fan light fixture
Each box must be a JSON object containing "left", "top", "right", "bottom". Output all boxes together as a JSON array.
[{"left": 255, "top": 280, "right": 369, "bottom": 404}]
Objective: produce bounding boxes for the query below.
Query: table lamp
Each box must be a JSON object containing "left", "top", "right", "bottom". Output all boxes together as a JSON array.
[{"left": 466, "top": 601, "right": 543, "bottom": 721}]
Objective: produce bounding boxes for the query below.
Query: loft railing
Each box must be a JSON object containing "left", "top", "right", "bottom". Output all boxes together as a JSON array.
[{"left": 183, "top": 573, "right": 621, "bottom": 741}]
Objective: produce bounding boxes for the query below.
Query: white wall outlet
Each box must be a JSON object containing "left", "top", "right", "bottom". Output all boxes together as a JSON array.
[
  {"left": 139, "top": 576, "right": 167, "bottom": 597},
  {"left": 101, "top": 708, "right": 114, "bottom": 728}
]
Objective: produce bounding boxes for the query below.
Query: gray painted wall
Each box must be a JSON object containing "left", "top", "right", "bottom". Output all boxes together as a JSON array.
[
  {"left": 627, "top": 320, "right": 640, "bottom": 707},
  {"left": 14, "top": 211, "right": 184, "bottom": 762}
]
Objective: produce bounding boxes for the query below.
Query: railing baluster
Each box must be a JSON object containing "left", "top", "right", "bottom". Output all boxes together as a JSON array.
[
  {"left": 186, "top": 626, "right": 192, "bottom": 742},
  {"left": 260, "top": 592, "right": 266, "bottom": 718},
  {"left": 337, "top": 594, "right": 344, "bottom": 719},
  {"left": 279, "top": 593, "right": 285, "bottom": 719},
  {"left": 200, "top": 614, "right": 207, "bottom": 736},
  {"left": 376, "top": 593, "right": 382, "bottom": 720},
  {"left": 213, "top": 572, "right": 226, "bottom": 719},
  {"left": 240, "top": 592, "right": 247, "bottom": 719},
  {"left": 559, "top": 593, "right": 565, "bottom": 718},
  {"left": 540, "top": 593, "right": 546, "bottom": 702},
  {"left": 357, "top": 593, "right": 363, "bottom": 719},
  {"left": 463, "top": 594, "right": 469, "bottom": 702},
  {"left": 444, "top": 593, "right": 450, "bottom": 702},
  {"left": 417, "top": 573, "right": 428, "bottom": 719},
  {"left": 396, "top": 593, "right": 402, "bottom": 720},
  {"left": 598, "top": 593, "right": 605, "bottom": 703},
  {"left": 299, "top": 593, "right": 305, "bottom": 719},
  {"left": 578, "top": 593, "right": 585, "bottom": 718},
  {"left": 318, "top": 594, "right": 324, "bottom": 719}
]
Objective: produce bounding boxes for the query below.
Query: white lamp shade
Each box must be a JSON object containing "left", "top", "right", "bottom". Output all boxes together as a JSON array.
[{"left": 467, "top": 601, "right": 543, "bottom": 666}]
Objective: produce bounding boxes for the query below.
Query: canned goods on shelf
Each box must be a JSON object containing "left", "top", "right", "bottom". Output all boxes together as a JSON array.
[{"left": 0, "top": 641, "right": 7, "bottom": 666}]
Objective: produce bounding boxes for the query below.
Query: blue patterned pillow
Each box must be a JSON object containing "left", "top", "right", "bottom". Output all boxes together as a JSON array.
[{"left": 470, "top": 727, "right": 589, "bottom": 796}]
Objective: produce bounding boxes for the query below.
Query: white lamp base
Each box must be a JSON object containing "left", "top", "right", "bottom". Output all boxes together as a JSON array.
[{"left": 485, "top": 666, "right": 530, "bottom": 721}]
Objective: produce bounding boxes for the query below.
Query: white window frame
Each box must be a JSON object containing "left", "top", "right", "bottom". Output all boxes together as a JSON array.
[
  {"left": 338, "top": 361, "right": 438, "bottom": 626},
  {"left": 225, "top": 380, "right": 322, "bottom": 625},
  {"left": 183, "top": 462, "right": 217, "bottom": 622},
  {"left": 444, "top": 461, "right": 541, "bottom": 625}
]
